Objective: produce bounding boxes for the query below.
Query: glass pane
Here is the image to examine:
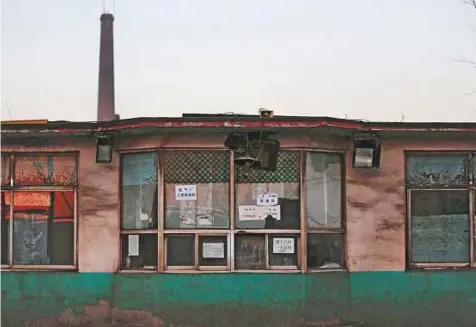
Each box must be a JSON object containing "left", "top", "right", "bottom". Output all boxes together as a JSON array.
[
  {"left": 11, "top": 191, "right": 74, "bottom": 265},
  {"left": 14, "top": 155, "right": 77, "bottom": 186},
  {"left": 307, "top": 233, "right": 344, "bottom": 269},
  {"left": 120, "top": 234, "right": 158, "bottom": 270},
  {"left": 235, "top": 151, "right": 300, "bottom": 229},
  {"left": 1, "top": 191, "right": 10, "bottom": 264},
  {"left": 306, "top": 153, "right": 342, "bottom": 228},
  {"left": 199, "top": 235, "right": 227, "bottom": 266},
  {"left": 166, "top": 235, "right": 195, "bottom": 266},
  {"left": 268, "top": 235, "right": 298, "bottom": 267},
  {"left": 121, "top": 153, "right": 158, "bottom": 230},
  {"left": 406, "top": 155, "right": 468, "bottom": 185},
  {"left": 235, "top": 234, "right": 266, "bottom": 270},
  {"left": 1, "top": 155, "right": 10, "bottom": 186},
  {"left": 473, "top": 154, "right": 476, "bottom": 181},
  {"left": 411, "top": 190, "right": 469, "bottom": 263},
  {"left": 164, "top": 151, "right": 229, "bottom": 229}
]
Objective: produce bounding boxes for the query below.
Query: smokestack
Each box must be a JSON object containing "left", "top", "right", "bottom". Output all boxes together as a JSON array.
[{"left": 97, "top": 13, "right": 116, "bottom": 121}]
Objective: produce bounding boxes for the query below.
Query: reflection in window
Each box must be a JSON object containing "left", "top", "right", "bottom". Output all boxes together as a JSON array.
[
  {"left": 406, "top": 155, "right": 468, "bottom": 185},
  {"left": 120, "top": 234, "right": 158, "bottom": 270},
  {"left": 121, "top": 152, "right": 158, "bottom": 230},
  {"left": 10, "top": 191, "right": 74, "bottom": 265},
  {"left": 307, "top": 233, "right": 344, "bottom": 269},
  {"left": 166, "top": 235, "right": 195, "bottom": 266},
  {"left": 411, "top": 190, "right": 469, "bottom": 263},
  {"left": 235, "top": 234, "right": 266, "bottom": 270},
  {"left": 14, "top": 155, "right": 77, "bottom": 186},
  {"left": 235, "top": 151, "right": 300, "bottom": 229},
  {"left": 164, "top": 151, "right": 229, "bottom": 229},
  {"left": 1, "top": 155, "right": 10, "bottom": 186},
  {"left": 305, "top": 153, "right": 342, "bottom": 228},
  {"left": 1, "top": 192, "right": 10, "bottom": 264}
]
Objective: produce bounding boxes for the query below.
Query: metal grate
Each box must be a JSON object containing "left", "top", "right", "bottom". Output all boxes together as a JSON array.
[
  {"left": 164, "top": 151, "right": 229, "bottom": 184},
  {"left": 235, "top": 151, "right": 299, "bottom": 184}
]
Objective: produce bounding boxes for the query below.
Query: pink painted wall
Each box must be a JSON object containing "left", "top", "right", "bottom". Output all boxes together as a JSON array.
[
  {"left": 346, "top": 139, "right": 476, "bottom": 271},
  {"left": 3, "top": 133, "right": 474, "bottom": 272}
]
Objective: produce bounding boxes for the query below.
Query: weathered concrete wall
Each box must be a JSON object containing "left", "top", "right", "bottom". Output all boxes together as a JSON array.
[{"left": 2, "top": 271, "right": 476, "bottom": 326}]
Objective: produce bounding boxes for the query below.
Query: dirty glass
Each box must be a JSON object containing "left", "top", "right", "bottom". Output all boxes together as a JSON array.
[
  {"left": 406, "top": 155, "right": 468, "bottom": 185},
  {"left": 164, "top": 151, "right": 229, "bottom": 229},
  {"left": 411, "top": 190, "right": 469, "bottom": 264},
  {"left": 121, "top": 152, "right": 158, "bottom": 230},
  {"left": 1, "top": 191, "right": 10, "bottom": 265},
  {"left": 473, "top": 154, "right": 476, "bottom": 181},
  {"left": 268, "top": 234, "right": 298, "bottom": 267},
  {"left": 235, "top": 151, "right": 300, "bottom": 229},
  {"left": 120, "top": 234, "right": 158, "bottom": 270},
  {"left": 235, "top": 234, "right": 266, "bottom": 269},
  {"left": 166, "top": 235, "right": 195, "bottom": 266},
  {"left": 1, "top": 154, "right": 10, "bottom": 186},
  {"left": 305, "top": 152, "right": 342, "bottom": 229},
  {"left": 14, "top": 154, "right": 77, "bottom": 186},
  {"left": 307, "top": 233, "right": 344, "bottom": 269},
  {"left": 11, "top": 191, "right": 74, "bottom": 265},
  {"left": 198, "top": 235, "right": 227, "bottom": 266}
]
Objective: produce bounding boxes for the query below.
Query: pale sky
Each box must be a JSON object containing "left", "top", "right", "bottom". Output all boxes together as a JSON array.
[{"left": 1, "top": 0, "right": 475, "bottom": 122}]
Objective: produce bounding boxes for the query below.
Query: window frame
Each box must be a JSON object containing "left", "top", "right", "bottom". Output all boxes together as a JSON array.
[
  {"left": 1, "top": 152, "right": 78, "bottom": 271},
  {"left": 117, "top": 147, "right": 347, "bottom": 273},
  {"left": 405, "top": 151, "right": 475, "bottom": 269}
]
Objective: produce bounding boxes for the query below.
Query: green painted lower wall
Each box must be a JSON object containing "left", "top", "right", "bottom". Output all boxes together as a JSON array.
[{"left": 2, "top": 271, "right": 476, "bottom": 326}]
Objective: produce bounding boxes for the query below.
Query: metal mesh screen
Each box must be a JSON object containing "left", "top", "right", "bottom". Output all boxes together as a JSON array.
[
  {"left": 164, "top": 151, "right": 229, "bottom": 184},
  {"left": 235, "top": 151, "right": 299, "bottom": 184}
]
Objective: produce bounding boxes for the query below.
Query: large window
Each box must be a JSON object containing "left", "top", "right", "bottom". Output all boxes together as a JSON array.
[
  {"left": 118, "top": 149, "right": 345, "bottom": 272},
  {"left": 406, "top": 153, "right": 474, "bottom": 267},
  {"left": 1, "top": 153, "right": 77, "bottom": 269}
]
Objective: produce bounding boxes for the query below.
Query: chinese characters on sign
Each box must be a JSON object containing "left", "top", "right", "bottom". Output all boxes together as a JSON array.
[
  {"left": 175, "top": 185, "right": 197, "bottom": 201},
  {"left": 203, "top": 242, "right": 225, "bottom": 258},
  {"left": 257, "top": 192, "right": 278, "bottom": 206},
  {"left": 238, "top": 205, "right": 281, "bottom": 221},
  {"left": 128, "top": 235, "right": 139, "bottom": 256},
  {"left": 272, "top": 238, "right": 294, "bottom": 254}
]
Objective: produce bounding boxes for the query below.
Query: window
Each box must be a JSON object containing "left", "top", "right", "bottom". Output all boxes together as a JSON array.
[
  {"left": 164, "top": 150, "right": 229, "bottom": 271},
  {"left": 118, "top": 149, "right": 346, "bottom": 273},
  {"left": 234, "top": 151, "right": 301, "bottom": 270},
  {"left": 406, "top": 153, "right": 474, "bottom": 267},
  {"left": 120, "top": 152, "right": 158, "bottom": 270},
  {"left": 305, "top": 152, "right": 345, "bottom": 270},
  {"left": 1, "top": 153, "right": 77, "bottom": 269}
]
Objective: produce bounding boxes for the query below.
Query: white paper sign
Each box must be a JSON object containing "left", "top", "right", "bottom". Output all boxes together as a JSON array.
[
  {"left": 238, "top": 205, "right": 258, "bottom": 221},
  {"left": 256, "top": 205, "right": 281, "bottom": 220},
  {"left": 257, "top": 192, "right": 278, "bottom": 206},
  {"left": 128, "top": 235, "right": 140, "bottom": 256},
  {"left": 238, "top": 205, "right": 281, "bottom": 221},
  {"left": 273, "top": 238, "right": 294, "bottom": 254},
  {"left": 175, "top": 185, "right": 197, "bottom": 201},
  {"left": 203, "top": 242, "right": 225, "bottom": 258}
]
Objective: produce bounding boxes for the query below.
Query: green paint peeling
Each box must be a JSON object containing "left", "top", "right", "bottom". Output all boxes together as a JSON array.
[{"left": 2, "top": 271, "right": 476, "bottom": 326}]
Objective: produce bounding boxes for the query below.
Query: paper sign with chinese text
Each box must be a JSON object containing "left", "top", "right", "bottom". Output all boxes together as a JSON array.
[
  {"left": 273, "top": 238, "right": 294, "bottom": 254},
  {"left": 175, "top": 185, "right": 197, "bottom": 201}
]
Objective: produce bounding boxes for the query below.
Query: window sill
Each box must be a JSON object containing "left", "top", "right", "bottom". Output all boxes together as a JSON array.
[{"left": 1, "top": 265, "right": 76, "bottom": 272}]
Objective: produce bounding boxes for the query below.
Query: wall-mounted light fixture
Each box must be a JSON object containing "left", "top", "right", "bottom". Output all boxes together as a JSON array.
[
  {"left": 96, "top": 134, "right": 113, "bottom": 163},
  {"left": 352, "top": 134, "right": 381, "bottom": 169}
]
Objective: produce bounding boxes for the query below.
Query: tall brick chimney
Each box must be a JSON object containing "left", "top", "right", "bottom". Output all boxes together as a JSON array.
[{"left": 97, "top": 13, "right": 115, "bottom": 121}]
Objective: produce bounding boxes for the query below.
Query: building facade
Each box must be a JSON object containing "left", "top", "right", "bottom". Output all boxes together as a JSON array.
[{"left": 1, "top": 116, "right": 476, "bottom": 326}]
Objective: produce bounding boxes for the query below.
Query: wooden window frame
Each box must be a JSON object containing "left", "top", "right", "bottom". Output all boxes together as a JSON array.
[
  {"left": 118, "top": 147, "right": 347, "bottom": 273},
  {"left": 405, "top": 151, "right": 475, "bottom": 269},
  {"left": 1, "top": 153, "right": 78, "bottom": 271}
]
